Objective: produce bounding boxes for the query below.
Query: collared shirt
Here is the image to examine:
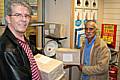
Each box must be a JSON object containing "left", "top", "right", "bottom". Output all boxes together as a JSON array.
[{"left": 82, "top": 35, "right": 96, "bottom": 80}]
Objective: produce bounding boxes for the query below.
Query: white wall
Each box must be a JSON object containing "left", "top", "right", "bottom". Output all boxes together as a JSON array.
[
  {"left": 45, "top": 1, "right": 81, "bottom": 80},
  {"left": 45, "top": 0, "right": 71, "bottom": 48}
]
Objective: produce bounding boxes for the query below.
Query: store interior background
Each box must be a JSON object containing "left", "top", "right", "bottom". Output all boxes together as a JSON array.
[{"left": 0, "top": 0, "right": 120, "bottom": 80}]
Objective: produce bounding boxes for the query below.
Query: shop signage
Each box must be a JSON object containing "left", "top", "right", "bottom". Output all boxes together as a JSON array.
[{"left": 101, "top": 24, "right": 117, "bottom": 49}]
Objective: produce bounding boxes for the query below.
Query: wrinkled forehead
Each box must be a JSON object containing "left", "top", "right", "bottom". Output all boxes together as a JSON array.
[
  {"left": 86, "top": 21, "right": 97, "bottom": 28},
  {"left": 11, "top": 3, "right": 31, "bottom": 14},
  {"left": 12, "top": 5, "right": 30, "bottom": 14}
]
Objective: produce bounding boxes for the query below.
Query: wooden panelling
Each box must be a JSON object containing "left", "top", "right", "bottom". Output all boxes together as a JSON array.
[
  {"left": 103, "top": 19, "right": 120, "bottom": 25},
  {"left": 103, "top": 0, "right": 120, "bottom": 24},
  {"left": 104, "top": 0, "right": 120, "bottom": 3},
  {"left": 104, "top": 3, "right": 120, "bottom": 9},
  {"left": 104, "top": 9, "right": 120, "bottom": 14},
  {"left": 0, "top": 0, "right": 4, "bottom": 23},
  {"left": 103, "top": 0, "right": 120, "bottom": 51},
  {"left": 104, "top": 14, "right": 120, "bottom": 20},
  {"left": 70, "top": 0, "right": 75, "bottom": 48}
]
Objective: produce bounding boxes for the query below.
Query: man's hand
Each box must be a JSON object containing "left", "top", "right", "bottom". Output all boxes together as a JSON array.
[
  {"left": 63, "top": 65, "right": 73, "bottom": 69},
  {"left": 63, "top": 64, "right": 81, "bottom": 69},
  {"left": 78, "top": 64, "right": 83, "bottom": 71}
]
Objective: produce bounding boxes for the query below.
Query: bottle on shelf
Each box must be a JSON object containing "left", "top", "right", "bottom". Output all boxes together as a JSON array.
[
  {"left": 93, "top": 0, "right": 96, "bottom": 7},
  {"left": 75, "top": 12, "right": 82, "bottom": 27},
  {"left": 85, "top": 0, "right": 89, "bottom": 7},
  {"left": 77, "top": 0, "right": 81, "bottom": 6},
  {"left": 93, "top": 12, "right": 96, "bottom": 22},
  {"left": 84, "top": 12, "right": 88, "bottom": 24}
]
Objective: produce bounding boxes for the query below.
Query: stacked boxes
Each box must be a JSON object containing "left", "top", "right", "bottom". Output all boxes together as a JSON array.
[
  {"left": 56, "top": 48, "right": 80, "bottom": 65},
  {"left": 44, "top": 23, "right": 65, "bottom": 38},
  {"left": 34, "top": 54, "right": 65, "bottom": 80}
]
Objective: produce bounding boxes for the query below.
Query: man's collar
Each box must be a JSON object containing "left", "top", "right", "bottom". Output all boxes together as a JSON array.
[{"left": 86, "top": 35, "right": 96, "bottom": 45}]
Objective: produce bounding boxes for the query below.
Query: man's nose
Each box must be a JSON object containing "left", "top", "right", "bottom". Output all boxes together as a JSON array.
[{"left": 85, "top": 28, "right": 91, "bottom": 32}]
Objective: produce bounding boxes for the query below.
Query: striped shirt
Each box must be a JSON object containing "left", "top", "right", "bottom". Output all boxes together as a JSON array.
[{"left": 17, "top": 39, "right": 42, "bottom": 80}]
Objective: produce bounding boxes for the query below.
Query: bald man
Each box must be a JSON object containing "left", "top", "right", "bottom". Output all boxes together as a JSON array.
[{"left": 79, "top": 20, "right": 110, "bottom": 80}]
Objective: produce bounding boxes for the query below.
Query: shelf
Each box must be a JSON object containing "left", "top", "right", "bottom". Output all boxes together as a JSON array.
[
  {"left": 29, "top": 0, "right": 37, "bottom": 5},
  {"left": 75, "top": 7, "right": 98, "bottom": 10},
  {"left": 29, "top": 22, "right": 45, "bottom": 27},
  {"left": 30, "top": 4, "right": 38, "bottom": 7}
]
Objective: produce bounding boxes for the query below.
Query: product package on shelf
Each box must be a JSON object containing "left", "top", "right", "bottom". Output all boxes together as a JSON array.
[
  {"left": 56, "top": 48, "right": 80, "bottom": 65},
  {"left": 34, "top": 54, "right": 65, "bottom": 80},
  {"left": 44, "top": 23, "right": 65, "bottom": 38}
]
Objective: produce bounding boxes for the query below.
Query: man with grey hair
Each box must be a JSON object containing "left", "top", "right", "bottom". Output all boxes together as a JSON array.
[
  {"left": 0, "top": 0, "right": 42, "bottom": 80},
  {"left": 79, "top": 20, "right": 110, "bottom": 80}
]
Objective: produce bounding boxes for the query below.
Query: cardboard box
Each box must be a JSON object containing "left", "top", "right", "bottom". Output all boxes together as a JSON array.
[
  {"left": 56, "top": 48, "right": 80, "bottom": 65},
  {"left": 45, "top": 23, "right": 65, "bottom": 38},
  {"left": 34, "top": 54, "right": 65, "bottom": 80}
]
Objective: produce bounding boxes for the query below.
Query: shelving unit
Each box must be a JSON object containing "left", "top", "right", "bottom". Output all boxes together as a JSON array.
[
  {"left": 0, "top": 0, "right": 4, "bottom": 24},
  {"left": 0, "top": 0, "right": 5, "bottom": 36},
  {"left": 25, "top": 0, "right": 39, "bottom": 47},
  {"left": 26, "top": 0, "right": 45, "bottom": 48},
  {"left": 29, "top": 0, "right": 38, "bottom": 21}
]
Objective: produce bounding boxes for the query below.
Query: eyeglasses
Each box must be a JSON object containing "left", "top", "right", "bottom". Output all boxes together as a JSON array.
[
  {"left": 10, "top": 13, "right": 31, "bottom": 19},
  {"left": 85, "top": 27, "right": 95, "bottom": 31}
]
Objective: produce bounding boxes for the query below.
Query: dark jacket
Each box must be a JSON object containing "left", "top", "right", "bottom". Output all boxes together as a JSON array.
[{"left": 0, "top": 27, "right": 37, "bottom": 80}]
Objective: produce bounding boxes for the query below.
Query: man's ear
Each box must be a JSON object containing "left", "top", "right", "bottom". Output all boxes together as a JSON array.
[{"left": 5, "top": 15, "right": 11, "bottom": 24}]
